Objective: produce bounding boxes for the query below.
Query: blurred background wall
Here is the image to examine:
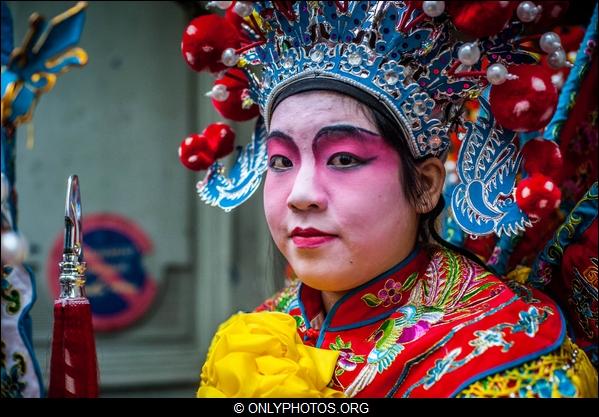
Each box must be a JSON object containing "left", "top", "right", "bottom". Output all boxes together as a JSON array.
[{"left": 6, "top": 1, "right": 284, "bottom": 397}]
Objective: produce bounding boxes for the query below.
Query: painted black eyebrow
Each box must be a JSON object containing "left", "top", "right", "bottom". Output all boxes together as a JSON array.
[
  {"left": 266, "top": 130, "right": 294, "bottom": 144},
  {"left": 314, "top": 124, "right": 379, "bottom": 142},
  {"left": 265, "top": 125, "right": 380, "bottom": 148}
]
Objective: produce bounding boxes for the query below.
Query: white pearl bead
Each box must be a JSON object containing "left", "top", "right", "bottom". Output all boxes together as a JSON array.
[
  {"left": 234, "top": 1, "right": 253, "bottom": 17},
  {"left": 540, "top": 32, "right": 562, "bottom": 53},
  {"left": 221, "top": 48, "right": 239, "bottom": 67},
  {"left": 210, "top": 84, "right": 229, "bottom": 101},
  {"left": 214, "top": 1, "right": 232, "bottom": 9},
  {"left": 1, "top": 231, "right": 28, "bottom": 265},
  {"left": 422, "top": 1, "right": 445, "bottom": 17},
  {"left": 547, "top": 48, "right": 567, "bottom": 68},
  {"left": 0, "top": 172, "right": 9, "bottom": 204},
  {"left": 487, "top": 63, "right": 509, "bottom": 85},
  {"left": 458, "top": 43, "right": 481, "bottom": 66},
  {"left": 517, "top": 1, "right": 540, "bottom": 23},
  {"left": 551, "top": 72, "right": 564, "bottom": 89}
]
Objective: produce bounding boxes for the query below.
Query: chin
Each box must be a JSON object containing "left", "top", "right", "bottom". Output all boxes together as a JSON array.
[
  {"left": 300, "top": 275, "right": 354, "bottom": 292},
  {"left": 290, "top": 258, "right": 359, "bottom": 292}
]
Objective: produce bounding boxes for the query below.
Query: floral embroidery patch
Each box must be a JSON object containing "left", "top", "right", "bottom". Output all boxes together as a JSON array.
[
  {"left": 361, "top": 273, "right": 419, "bottom": 308},
  {"left": 330, "top": 336, "right": 365, "bottom": 376}
]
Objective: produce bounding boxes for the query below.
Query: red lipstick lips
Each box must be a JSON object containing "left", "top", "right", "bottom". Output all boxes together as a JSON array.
[{"left": 290, "top": 227, "right": 337, "bottom": 248}]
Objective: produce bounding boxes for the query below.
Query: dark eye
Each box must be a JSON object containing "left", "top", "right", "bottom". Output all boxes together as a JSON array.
[
  {"left": 328, "top": 153, "right": 364, "bottom": 168},
  {"left": 269, "top": 155, "right": 293, "bottom": 171}
]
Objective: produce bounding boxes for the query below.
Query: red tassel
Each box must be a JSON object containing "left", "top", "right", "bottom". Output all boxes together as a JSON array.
[{"left": 49, "top": 298, "right": 99, "bottom": 398}]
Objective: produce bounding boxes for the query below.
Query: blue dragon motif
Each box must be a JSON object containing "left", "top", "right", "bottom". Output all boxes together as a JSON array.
[
  {"left": 197, "top": 118, "right": 268, "bottom": 211},
  {"left": 451, "top": 95, "right": 531, "bottom": 237}
]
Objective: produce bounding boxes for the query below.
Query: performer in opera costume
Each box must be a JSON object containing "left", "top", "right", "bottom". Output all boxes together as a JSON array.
[{"left": 177, "top": 1, "right": 598, "bottom": 397}]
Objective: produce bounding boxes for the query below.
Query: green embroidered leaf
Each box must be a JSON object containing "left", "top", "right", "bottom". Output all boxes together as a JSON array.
[
  {"left": 461, "top": 282, "right": 497, "bottom": 302},
  {"left": 330, "top": 335, "right": 353, "bottom": 350},
  {"left": 361, "top": 293, "right": 383, "bottom": 308},
  {"left": 335, "top": 368, "right": 345, "bottom": 376},
  {"left": 401, "top": 272, "right": 419, "bottom": 291},
  {"left": 352, "top": 355, "right": 365, "bottom": 364}
]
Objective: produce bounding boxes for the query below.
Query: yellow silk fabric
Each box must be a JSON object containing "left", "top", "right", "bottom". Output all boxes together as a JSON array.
[{"left": 197, "top": 311, "right": 344, "bottom": 398}]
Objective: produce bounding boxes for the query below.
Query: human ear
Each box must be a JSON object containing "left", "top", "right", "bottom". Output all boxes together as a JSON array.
[{"left": 415, "top": 158, "right": 445, "bottom": 214}]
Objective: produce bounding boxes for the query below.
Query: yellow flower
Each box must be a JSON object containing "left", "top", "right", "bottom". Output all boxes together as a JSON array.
[{"left": 197, "top": 311, "right": 344, "bottom": 398}]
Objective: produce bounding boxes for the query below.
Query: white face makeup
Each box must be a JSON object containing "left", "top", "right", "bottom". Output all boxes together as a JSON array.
[{"left": 264, "top": 91, "right": 420, "bottom": 294}]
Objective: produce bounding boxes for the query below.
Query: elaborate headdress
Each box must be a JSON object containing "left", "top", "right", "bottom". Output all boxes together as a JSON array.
[{"left": 177, "top": 1, "right": 595, "bottom": 238}]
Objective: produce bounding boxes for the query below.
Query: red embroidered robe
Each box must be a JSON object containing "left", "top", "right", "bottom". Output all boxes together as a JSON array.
[{"left": 256, "top": 245, "right": 566, "bottom": 397}]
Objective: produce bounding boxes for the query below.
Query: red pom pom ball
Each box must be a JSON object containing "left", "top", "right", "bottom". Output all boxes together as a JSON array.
[
  {"left": 447, "top": 1, "right": 517, "bottom": 38},
  {"left": 489, "top": 65, "right": 558, "bottom": 132},
  {"left": 181, "top": 14, "right": 240, "bottom": 73},
  {"left": 521, "top": 138, "right": 563, "bottom": 180},
  {"left": 516, "top": 173, "right": 562, "bottom": 219},
  {"left": 178, "top": 123, "right": 236, "bottom": 171},
  {"left": 203, "top": 122, "right": 236, "bottom": 159},
  {"left": 178, "top": 133, "right": 217, "bottom": 171},
  {"left": 211, "top": 69, "right": 260, "bottom": 122}
]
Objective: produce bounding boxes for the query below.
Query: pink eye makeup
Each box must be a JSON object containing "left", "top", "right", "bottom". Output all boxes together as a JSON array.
[
  {"left": 266, "top": 132, "right": 299, "bottom": 172},
  {"left": 266, "top": 124, "right": 385, "bottom": 172},
  {"left": 326, "top": 152, "right": 377, "bottom": 170},
  {"left": 313, "top": 125, "right": 383, "bottom": 169},
  {"left": 269, "top": 155, "right": 293, "bottom": 171}
]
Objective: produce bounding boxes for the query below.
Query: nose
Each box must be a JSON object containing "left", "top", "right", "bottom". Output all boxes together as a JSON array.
[{"left": 287, "top": 165, "right": 327, "bottom": 212}]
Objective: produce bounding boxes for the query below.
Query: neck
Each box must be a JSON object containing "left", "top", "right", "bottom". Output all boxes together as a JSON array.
[
  {"left": 321, "top": 290, "right": 347, "bottom": 314},
  {"left": 318, "top": 245, "right": 420, "bottom": 314}
]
